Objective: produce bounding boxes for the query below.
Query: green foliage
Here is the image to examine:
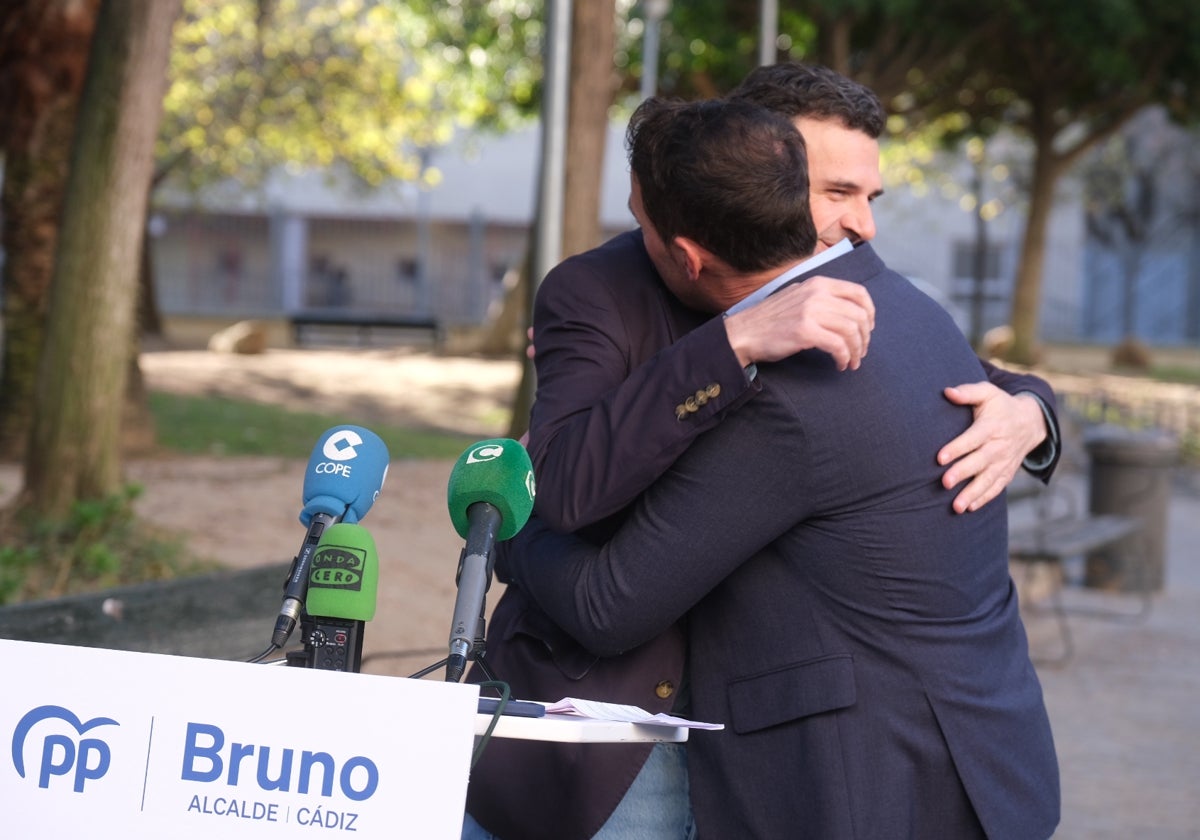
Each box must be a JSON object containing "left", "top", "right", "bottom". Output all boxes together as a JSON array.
[
  {"left": 0, "top": 485, "right": 211, "bottom": 606},
  {"left": 403, "top": 0, "right": 544, "bottom": 118},
  {"left": 650, "top": 0, "right": 773, "bottom": 98},
  {"left": 148, "top": 391, "right": 478, "bottom": 459},
  {"left": 644, "top": 0, "right": 1200, "bottom": 141},
  {"left": 160, "top": 0, "right": 545, "bottom": 191},
  {"left": 886, "top": 0, "right": 1200, "bottom": 147},
  {"left": 644, "top": 0, "right": 983, "bottom": 103}
]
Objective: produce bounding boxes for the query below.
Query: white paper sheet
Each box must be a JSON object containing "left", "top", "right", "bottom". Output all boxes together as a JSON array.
[{"left": 543, "top": 698, "right": 724, "bottom": 730}]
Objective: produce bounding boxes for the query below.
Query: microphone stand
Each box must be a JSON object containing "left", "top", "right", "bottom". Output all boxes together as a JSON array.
[
  {"left": 408, "top": 596, "right": 499, "bottom": 682},
  {"left": 272, "top": 511, "right": 338, "bottom": 649},
  {"left": 441, "top": 505, "right": 502, "bottom": 682}
]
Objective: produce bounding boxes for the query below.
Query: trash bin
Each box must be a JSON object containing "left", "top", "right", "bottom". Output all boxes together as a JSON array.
[{"left": 1083, "top": 425, "right": 1179, "bottom": 592}]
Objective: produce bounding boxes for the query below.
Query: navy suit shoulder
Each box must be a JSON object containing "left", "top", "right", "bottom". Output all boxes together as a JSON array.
[{"left": 803, "top": 243, "right": 1061, "bottom": 481}]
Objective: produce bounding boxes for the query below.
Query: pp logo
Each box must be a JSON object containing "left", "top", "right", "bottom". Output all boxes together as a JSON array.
[
  {"left": 466, "top": 444, "right": 504, "bottom": 464},
  {"left": 11, "top": 705, "right": 119, "bottom": 792},
  {"left": 323, "top": 429, "right": 364, "bottom": 462}
]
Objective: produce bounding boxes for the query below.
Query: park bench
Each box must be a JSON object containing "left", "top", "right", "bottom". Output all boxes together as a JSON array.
[
  {"left": 289, "top": 310, "right": 444, "bottom": 349},
  {"left": 1007, "top": 478, "right": 1147, "bottom": 665}
]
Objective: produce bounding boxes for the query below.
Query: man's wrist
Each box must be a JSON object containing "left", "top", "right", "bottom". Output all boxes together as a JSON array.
[
  {"left": 722, "top": 310, "right": 756, "bottom": 368},
  {"left": 1019, "top": 391, "right": 1059, "bottom": 471}
]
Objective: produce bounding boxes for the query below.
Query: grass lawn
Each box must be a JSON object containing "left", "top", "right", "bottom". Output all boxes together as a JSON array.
[{"left": 148, "top": 392, "right": 479, "bottom": 460}]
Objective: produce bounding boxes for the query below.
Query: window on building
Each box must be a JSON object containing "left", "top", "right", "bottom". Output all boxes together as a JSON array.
[
  {"left": 950, "top": 239, "right": 1010, "bottom": 338},
  {"left": 952, "top": 240, "right": 1004, "bottom": 281},
  {"left": 396, "top": 257, "right": 419, "bottom": 285}
]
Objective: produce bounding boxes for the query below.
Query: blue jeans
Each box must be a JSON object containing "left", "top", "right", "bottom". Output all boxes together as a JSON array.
[{"left": 461, "top": 742, "right": 696, "bottom": 839}]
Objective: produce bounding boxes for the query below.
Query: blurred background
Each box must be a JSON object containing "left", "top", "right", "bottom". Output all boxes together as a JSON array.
[
  {"left": 0, "top": 0, "right": 1197, "bottom": 639},
  {"left": 2, "top": 5, "right": 1199, "bottom": 837}
]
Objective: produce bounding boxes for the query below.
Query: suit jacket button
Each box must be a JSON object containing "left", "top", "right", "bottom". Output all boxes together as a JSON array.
[
  {"left": 675, "top": 404, "right": 689, "bottom": 420},
  {"left": 694, "top": 389, "right": 709, "bottom": 406},
  {"left": 705, "top": 383, "right": 721, "bottom": 398},
  {"left": 684, "top": 396, "right": 699, "bottom": 412},
  {"left": 655, "top": 680, "right": 675, "bottom": 699}
]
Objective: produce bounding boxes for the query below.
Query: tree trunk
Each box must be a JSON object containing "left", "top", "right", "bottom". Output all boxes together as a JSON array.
[
  {"left": 1007, "top": 131, "right": 1064, "bottom": 366},
  {"left": 562, "top": 0, "right": 617, "bottom": 259},
  {"left": 0, "top": 0, "right": 100, "bottom": 461},
  {"left": 506, "top": 0, "right": 619, "bottom": 437},
  {"left": 1120, "top": 248, "right": 1141, "bottom": 338},
  {"left": 470, "top": 267, "right": 531, "bottom": 358},
  {"left": 0, "top": 113, "right": 75, "bottom": 461},
  {"left": 506, "top": 256, "right": 537, "bottom": 441},
  {"left": 126, "top": 177, "right": 163, "bottom": 455},
  {"left": 23, "top": 0, "right": 181, "bottom": 518},
  {"left": 821, "top": 17, "right": 853, "bottom": 77},
  {"left": 1188, "top": 169, "right": 1200, "bottom": 341},
  {"left": 138, "top": 197, "right": 165, "bottom": 338}
]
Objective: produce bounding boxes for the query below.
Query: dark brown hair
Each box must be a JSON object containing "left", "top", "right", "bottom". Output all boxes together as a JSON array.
[
  {"left": 730, "top": 62, "right": 885, "bottom": 139},
  {"left": 626, "top": 96, "right": 817, "bottom": 273}
]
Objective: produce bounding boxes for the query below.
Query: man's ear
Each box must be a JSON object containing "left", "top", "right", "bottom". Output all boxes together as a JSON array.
[{"left": 672, "top": 236, "right": 709, "bottom": 282}]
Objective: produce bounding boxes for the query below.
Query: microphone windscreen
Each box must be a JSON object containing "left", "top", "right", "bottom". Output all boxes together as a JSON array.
[
  {"left": 446, "top": 439, "right": 536, "bottom": 542},
  {"left": 306, "top": 523, "right": 379, "bottom": 621},
  {"left": 301, "top": 425, "right": 390, "bottom": 526}
]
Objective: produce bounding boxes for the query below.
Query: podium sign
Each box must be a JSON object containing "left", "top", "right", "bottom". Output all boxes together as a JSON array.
[{"left": 1, "top": 639, "right": 478, "bottom": 838}]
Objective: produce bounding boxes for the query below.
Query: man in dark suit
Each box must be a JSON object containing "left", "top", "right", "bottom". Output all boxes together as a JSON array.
[
  {"left": 465, "top": 66, "right": 1060, "bottom": 840},
  {"left": 501, "top": 96, "right": 1059, "bottom": 839}
]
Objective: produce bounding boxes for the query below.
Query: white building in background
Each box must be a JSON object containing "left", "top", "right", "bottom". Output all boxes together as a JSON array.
[
  {"left": 871, "top": 139, "right": 1089, "bottom": 346},
  {"left": 877, "top": 108, "right": 1200, "bottom": 347},
  {"left": 150, "top": 122, "right": 635, "bottom": 335},
  {"left": 150, "top": 109, "right": 1199, "bottom": 347}
]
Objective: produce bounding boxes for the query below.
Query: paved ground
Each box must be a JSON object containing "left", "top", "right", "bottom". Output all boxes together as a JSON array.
[{"left": 1027, "top": 467, "right": 1200, "bottom": 839}]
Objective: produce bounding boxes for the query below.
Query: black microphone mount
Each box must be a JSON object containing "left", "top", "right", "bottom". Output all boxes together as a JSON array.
[{"left": 272, "top": 511, "right": 338, "bottom": 648}]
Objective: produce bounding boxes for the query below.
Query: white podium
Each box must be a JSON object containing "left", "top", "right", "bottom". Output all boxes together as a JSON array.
[{"left": 1, "top": 640, "right": 687, "bottom": 839}]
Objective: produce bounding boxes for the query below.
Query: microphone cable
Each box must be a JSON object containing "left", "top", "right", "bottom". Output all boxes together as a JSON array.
[
  {"left": 247, "top": 643, "right": 280, "bottom": 664},
  {"left": 243, "top": 647, "right": 507, "bottom": 765},
  {"left": 471, "top": 679, "right": 511, "bottom": 769}
]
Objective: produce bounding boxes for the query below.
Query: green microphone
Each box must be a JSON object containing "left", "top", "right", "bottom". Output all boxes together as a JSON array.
[
  {"left": 444, "top": 439, "right": 536, "bottom": 681},
  {"left": 303, "top": 523, "right": 379, "bottom": 672},
  {"left": 446, "top": 439, "right": 536, "bottom": 542}
]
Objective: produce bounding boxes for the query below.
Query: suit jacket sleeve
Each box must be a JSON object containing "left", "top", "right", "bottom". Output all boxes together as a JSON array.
[
  {"left": 977, "top": 357, "right": 1061, "bottom": 482},
  {"left": 526, "top": 249, "right": 758, "bottom": 533},
  {"left": 507, "top": 392, "right": 812, "bottom": 656}
]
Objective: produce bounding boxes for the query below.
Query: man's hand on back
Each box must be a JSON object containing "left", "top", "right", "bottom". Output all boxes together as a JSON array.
[{"left": 938, "top": 383, "right": 1048, "bottom": 513}]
